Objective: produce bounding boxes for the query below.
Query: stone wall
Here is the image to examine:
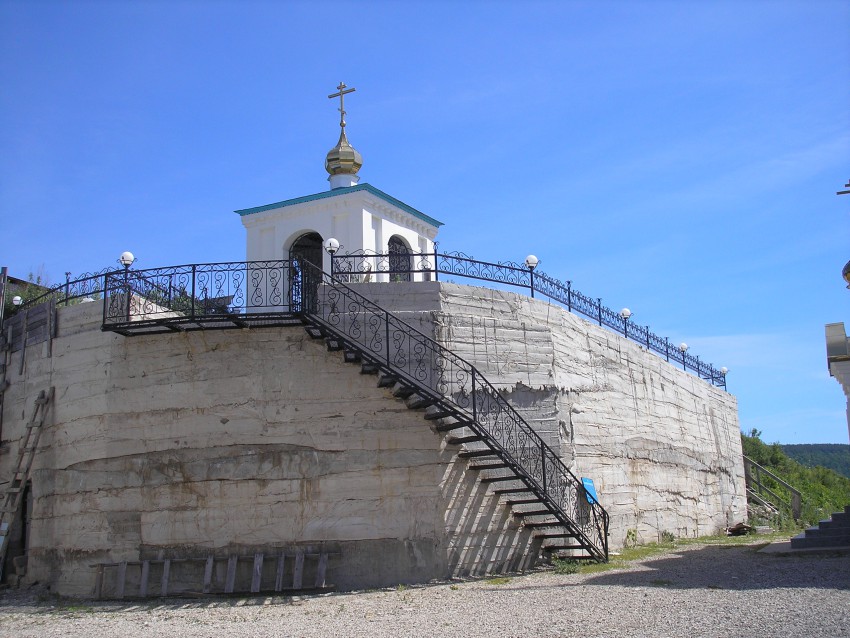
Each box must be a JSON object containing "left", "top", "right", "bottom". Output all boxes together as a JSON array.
[
  {"left": 353, "top": 282, "right": 746, "bottom": 547},
  {"left": 0, "top": 301, "right": 537, "bottom": 596},
  {"left": 0, "top": 281, "right": 745, "bottom": 596}
]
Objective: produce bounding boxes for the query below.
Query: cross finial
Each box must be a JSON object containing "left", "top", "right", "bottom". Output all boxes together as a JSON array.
[{"left": 328, "top": 81, "right": 356, "bottom": 128}]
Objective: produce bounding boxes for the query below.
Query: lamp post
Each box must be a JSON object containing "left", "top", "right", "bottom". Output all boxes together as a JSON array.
[
  {"left": 525, "top": 254, "right": 539, "bottom": 298},
  {"left": 620, "top": 307, "right": 632, "bottom": 339},
  {"left": 119, "top": 251, "right": 135, "bottom": 321},
  {"left": 324, "top": 237, "right": 340, "bottom": 278}
]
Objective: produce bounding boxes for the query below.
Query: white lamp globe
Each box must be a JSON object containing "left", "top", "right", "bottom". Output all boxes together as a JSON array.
[{"left": 324, "top": 238, "right": 340, "bottom": 255}]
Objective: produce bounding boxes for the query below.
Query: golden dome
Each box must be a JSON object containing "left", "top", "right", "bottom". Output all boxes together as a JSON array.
[{"left": 325, "top": 128, "right": 363, "bottom": 176}]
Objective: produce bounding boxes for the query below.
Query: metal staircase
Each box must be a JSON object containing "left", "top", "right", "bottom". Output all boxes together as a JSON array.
[
  {"left": 99, "top": 259, "right": 609, "bottom": 563},
  {"left": 298, "top": 263, "right": 609, "bottom": 562},
  {"left": 0, "top": 387, "right": 53, "bottom": 581}
]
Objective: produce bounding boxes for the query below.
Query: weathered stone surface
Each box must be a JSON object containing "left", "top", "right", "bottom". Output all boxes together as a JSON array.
[
  {"left": 0, "top": 282, "right": 744, "bottom": 595},
  {"left": 359, "top": 283, "right": 746, "bottom": 547},
  {"left": 1, "top": 300, "right": 548, "bottom": 595}
]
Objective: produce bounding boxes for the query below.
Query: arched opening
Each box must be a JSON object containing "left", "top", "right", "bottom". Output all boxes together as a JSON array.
[
  {"left": 288, "top": 232, "right": 323, "bottom": 311},
  {"left": 388, "top": 235, "right": 412, "bottom": 283}
]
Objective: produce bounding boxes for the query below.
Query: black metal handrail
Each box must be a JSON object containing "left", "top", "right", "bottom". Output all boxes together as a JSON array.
[
  {"left": 299, "top": 261, "right": 609, "bottom": 561},
  {"left": 102, "top": 260, "right": 298, "bottom": 324},
  {"left": 332, "top": 249, "right": 728, "bottom": 389},
  {"left": 15, "top": 266, "right": 120, "bottom": 309}
]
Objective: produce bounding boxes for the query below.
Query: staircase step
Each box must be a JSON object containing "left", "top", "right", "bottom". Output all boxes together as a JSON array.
[
  {"left": 360, "top": 362, "right": 380, "bottom": 375},
  {"left": 326, "top": 338, "right": 344, "bottom": 351},
  {"left": 406, "top": 394, "right": 434, "bottom": 410},
  {"left": 458, "top": 449, "right": 497, "bottom": 459},
  {"left": 433, "top": 420, "right": 468, "bottom": 433},
  {"left": 513, "top": 509, "right": 552, "bottom": 518},
  {"left": 523, "top": 521, "right": 560, "bottom": 529},
  {"left": 469, "top": 463, "right": 509, "bottom": 471},
  {"left": 424, "top": 406, "right": 454, "bottom": 420},
  {"left": 494, "top": 487, "right": 533, "bottom": 495},
  {"left": 392, "top": 383, "right": 415, "bottom": 398},
  {"left": 534, "top": 533, "right": 575, "bottom": 539},
  {"left": 505, "top": 498, "right": 541, "bottom": 506},
  {"left": 378, "top": 374, "right": 398, "bottom": 388},
  {"left": 305, "top": 326, "right": 324, "bottom": 339},
  {"left": 481, "top": 475, "right": 522, "bottom": 484},
  {"left": 445, "top": 435, "right": 483, "bottom": 445},
  {"left": 791, "top": 532, "right": 850, "bottom": 549},
  {"left": 343, "top": 350, "right": 361, "bottom": 363},
  {"left": 821, "top": 512, "right": 849, "bottom": 527}
]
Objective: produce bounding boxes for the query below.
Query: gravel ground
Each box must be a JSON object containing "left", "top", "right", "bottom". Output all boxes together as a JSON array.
[{"left": 1, "top": 540, "right": 848, "bottom": 638}]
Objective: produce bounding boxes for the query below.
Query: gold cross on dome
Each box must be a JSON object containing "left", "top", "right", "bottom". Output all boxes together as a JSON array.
[{"left": 328, "top": 82, "right": 356, "bottom": 128}]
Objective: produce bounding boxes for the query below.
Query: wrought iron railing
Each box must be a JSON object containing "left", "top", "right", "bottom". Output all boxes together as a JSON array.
[
  {"left": 100, "top": 258, "right": 609, "bottom": 561},
  {"left": 15, "top": 267, "right": 120, "bottom": 309},
  {"left": 11, "top": 249, "right": 727, "bottom": 389},
  {"left": 102, "top": 260, "right": 302, "bottom": 325},
  {"left": 332, "top": 249, "right": 727, "bottom": 389},
  {"left": 299, "top": 261, "right": 609, "bottom": 560}
]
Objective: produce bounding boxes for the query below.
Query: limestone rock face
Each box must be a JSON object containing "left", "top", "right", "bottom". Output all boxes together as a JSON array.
[
  {"left": 359, "top": 283, "right": 745, "bottom": 547},
  {"left": 0, "top": 282, "right": 744, "bottom": 595}
]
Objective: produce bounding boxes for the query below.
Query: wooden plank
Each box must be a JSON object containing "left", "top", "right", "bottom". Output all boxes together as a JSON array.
[
  {"left": 139, "top": 560, "right": 150, "bottom": 598},
  {"left": 202, "top": 555, "right": 214, "bottom": 594},
  {"left": 274, "top": 554, "right": 286, "bottom": 592},
  {"left": 250, "top": 553, "right": 263, "bottom": 593},
  {"left": 116, "top": 561, "right": 127, "bottom": 599},
  {"left": 94, "top": 564, "right": 104, "bottom": 599},
  {"left": 292, "top": 551, "right": 304, "bottom": 589},
  {"left": 315, "top": 553, "right": 328, "bottom": 588},
  {"left": 160, "top": 559, "right": 171, "bottom": 597},
  {"left": 224, "top": 555, "right": 237, "bottom": 594}
]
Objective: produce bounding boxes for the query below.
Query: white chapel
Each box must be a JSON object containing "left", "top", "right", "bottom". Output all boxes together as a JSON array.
[{"left": 237, "top": 82, "right": 442, "bottom": 279}]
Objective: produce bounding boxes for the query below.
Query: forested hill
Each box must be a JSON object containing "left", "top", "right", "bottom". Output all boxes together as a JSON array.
[{"left": 781, "top": 444, "right": 850, "bottom": 479}]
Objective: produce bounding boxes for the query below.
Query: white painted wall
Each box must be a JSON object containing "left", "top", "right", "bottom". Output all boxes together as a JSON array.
[{"left": 240, "top": 188, "right": 438, "bottom": 281}]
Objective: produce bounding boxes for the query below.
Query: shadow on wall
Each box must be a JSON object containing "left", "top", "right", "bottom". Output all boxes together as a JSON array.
[{"left": 441, "top": 455, "right": 541, "bottom": 578}]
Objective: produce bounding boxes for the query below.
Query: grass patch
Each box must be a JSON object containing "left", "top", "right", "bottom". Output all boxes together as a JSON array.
[
  {"left": 555, "top": 531, "right": 787, "bottom": 577},
  {"left": 483, "top": 577, "right": 512, "bottom": 585},
  {"left": 552, "top": 558, "right": 580, "bottom": 575}
]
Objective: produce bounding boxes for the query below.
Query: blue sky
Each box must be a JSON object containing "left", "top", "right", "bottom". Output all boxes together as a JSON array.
[{"left": 1, "top": 1, "right": 848, "bottom": 444}]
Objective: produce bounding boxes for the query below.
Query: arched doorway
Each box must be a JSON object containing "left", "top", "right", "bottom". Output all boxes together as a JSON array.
[
  {"left": 388, "top": 235, "right": 412, "bottom": 282},
  {"left": 288, "top": 232, "right": 323, "bottom": 311}
]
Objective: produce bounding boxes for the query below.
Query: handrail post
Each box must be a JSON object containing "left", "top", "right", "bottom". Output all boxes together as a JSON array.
[
  {"left": 567, "top": 281, "right": 572, "bottom": 312},
  {"left": 385, "top": 309, "right": 391, "bottom": 367},
  {"left": 541, "top": 441, "right": 547, "bottom": 496},
  {"left": 64, "top": 272, "right": 71, "bottom": 307},
  {"left": 102, "top": 273, "right": 109, "bottom": 325},
  {"left": 191, "top": 265, "right": 196, "bottom": 320},
  {"left": 597, "top": 298, "right": 602, "bottom": 326},
  {"left": 471, "top": 369, "right": 476, "bottom": 424},
  {"left": 791, "top": 492, "right": 802, "bottom": 520}
]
